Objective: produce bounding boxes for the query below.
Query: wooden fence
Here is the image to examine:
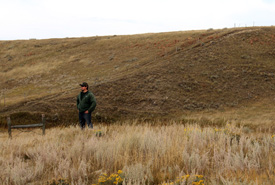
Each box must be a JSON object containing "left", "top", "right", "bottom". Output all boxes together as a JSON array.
[{"left": 7, "top": 114, "right": 46, "bottom": 138}]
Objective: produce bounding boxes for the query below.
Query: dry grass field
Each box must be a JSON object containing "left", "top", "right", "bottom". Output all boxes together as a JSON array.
[
  {"left": 0, "top": 119, "right": 274, "bottom": 185},
  {"left": 1, "top": 26, "right": 275, "bottom": 184}
]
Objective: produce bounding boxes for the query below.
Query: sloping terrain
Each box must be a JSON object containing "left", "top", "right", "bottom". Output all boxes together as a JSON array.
[{"left": 1, "top": 27, "right": 275, "bottom": 125}]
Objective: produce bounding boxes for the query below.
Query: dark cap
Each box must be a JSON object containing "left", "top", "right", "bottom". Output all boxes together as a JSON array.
[{"left": 79, "top": 82, "right": 88, "bottom": 87}]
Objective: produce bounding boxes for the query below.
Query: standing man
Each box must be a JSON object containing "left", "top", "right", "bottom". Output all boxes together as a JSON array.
[{"left": 77, "top": 82, "right": 97, "bottom": 129}]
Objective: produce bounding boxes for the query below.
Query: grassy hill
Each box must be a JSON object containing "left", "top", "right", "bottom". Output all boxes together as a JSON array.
[{"left": 1, "top": 26, "right": 275, "bottom": 126}]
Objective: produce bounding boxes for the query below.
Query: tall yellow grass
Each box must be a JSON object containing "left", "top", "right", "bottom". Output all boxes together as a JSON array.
[{"left": 0, "top": 121, "right": 274, "bottom": 184}]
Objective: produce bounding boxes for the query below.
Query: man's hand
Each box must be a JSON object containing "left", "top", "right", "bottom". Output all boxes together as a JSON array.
[{"left": 84, "top": 110, "right": 89, "bottom": 114}]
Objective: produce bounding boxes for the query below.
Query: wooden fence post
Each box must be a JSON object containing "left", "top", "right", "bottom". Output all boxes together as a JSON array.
[
  {"left": 6, "top": 115, "right": 46, "bottom": 138},
  {"left": 42, "top": 114, "right": 45, "bottom": 135},
  {"left": 7, "top": 116, "right": 11, "bottom": 138}
]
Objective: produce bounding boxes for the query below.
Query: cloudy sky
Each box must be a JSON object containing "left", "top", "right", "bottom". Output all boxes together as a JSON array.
[{"left": 0, "top": 0, "right": 274, "bottom": 40}]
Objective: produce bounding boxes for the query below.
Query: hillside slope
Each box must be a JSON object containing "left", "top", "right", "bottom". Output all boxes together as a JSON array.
[{"left": 1, "top": 27, "right": 275, "bottom": 124}]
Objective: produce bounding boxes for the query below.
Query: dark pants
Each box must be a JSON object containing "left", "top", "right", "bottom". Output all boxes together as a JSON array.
[{"left": 79, "top": 112, "right": 93, "bottom": 129}]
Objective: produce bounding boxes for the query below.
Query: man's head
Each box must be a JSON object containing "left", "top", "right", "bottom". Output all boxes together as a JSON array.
[{"left": 80, "top": 82, "right": 89, "bottom": 92}]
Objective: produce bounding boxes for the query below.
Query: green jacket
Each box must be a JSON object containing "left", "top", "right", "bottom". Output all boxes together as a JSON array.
[{"left": 77, "top": 91, "right": 97, "bottom": 113}]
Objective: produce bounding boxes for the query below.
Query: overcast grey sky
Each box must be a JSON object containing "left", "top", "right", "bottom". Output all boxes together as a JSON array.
[{"left": 0, "top": 0, "right": 274, "bottom": 40}]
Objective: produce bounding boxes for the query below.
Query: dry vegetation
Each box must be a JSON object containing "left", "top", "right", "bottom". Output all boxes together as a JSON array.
[
  {"left": 1, "top": 26, "right": 275, "bottom": 125},
  {"left": 0, "top": 119, "right": 274, "bottom": 184}
]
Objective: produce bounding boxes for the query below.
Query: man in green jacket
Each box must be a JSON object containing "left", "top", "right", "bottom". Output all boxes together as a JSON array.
[{"left": 77, "top": 82, "right": 97, "bottom": 129}]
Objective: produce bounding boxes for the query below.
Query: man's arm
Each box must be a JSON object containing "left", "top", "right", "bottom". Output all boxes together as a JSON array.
[
  {"left": 76, "top": 95, "right": 80, "bottom": 110},
  {"left": 88, "top": 93, "right": 97, "bottom": 113}
]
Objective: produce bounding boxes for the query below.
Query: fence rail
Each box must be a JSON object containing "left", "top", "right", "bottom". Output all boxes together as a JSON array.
[{"left": 7, "top": 114, "right": 46, "bottom": 138}]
